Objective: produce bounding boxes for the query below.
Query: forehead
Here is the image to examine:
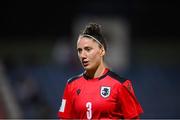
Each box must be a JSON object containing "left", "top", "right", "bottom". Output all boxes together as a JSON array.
[{"left": 77, "top": 37, "right": 98, "bottom": 47}]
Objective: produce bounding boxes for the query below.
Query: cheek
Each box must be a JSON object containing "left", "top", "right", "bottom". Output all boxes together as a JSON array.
[
  {"left": 78, "top": 54, "right": 82, "bottom": 60},
  {"left": 89, "top": 51, "right": 101, "bottom": 60}
]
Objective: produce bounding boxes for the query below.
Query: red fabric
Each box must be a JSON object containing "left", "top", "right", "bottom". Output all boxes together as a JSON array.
[{"left": 58, "top": 69, "right": 143, "bottom": 119}]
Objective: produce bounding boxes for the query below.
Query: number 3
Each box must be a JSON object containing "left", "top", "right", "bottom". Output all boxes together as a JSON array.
[{"left": 86, "top": 102, "right": 92, "bottom": 119}]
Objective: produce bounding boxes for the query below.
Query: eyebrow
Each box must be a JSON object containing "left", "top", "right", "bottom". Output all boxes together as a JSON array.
[
  {"left": 77, "top": 46, "right": 92, "bottom": 51},
  {"left": 77, "top": 48, "right": 82, "bottom": 50}
]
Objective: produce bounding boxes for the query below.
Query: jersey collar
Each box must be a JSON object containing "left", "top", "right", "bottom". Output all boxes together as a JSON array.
[{"left": 83, "top": 68, "right": 110, "bottom": 80}]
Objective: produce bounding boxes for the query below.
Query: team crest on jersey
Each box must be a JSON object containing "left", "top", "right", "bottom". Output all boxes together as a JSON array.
[{"left": 100, "top": 86, "right": 111, "bottom": 98}]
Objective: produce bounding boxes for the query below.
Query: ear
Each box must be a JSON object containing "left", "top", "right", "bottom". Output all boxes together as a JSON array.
[{"left": 100, "top": 47, "right": 105, "bottom": 57}]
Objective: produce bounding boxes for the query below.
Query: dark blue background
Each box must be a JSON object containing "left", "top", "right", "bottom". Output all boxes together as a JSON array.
[{"left": 0, "top": 0, "right": 180, "bottom": 119}]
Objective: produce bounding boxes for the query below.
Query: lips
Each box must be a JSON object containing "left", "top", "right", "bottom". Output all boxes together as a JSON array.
[{"left": 82, "top": 61, "right": 89, "bottom": 66}]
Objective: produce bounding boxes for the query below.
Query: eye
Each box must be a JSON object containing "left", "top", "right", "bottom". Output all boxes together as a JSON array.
[
  {"left": 85, "top": 47, "right": 92, "bottom": 52},
  {"left": 77, "top": 48, "right": 82, "bottom": 53}
]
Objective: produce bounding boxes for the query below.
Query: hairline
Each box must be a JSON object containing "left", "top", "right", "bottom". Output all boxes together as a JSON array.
[{"left": 78, "top": 34, "right": 105, "bottom": 50}]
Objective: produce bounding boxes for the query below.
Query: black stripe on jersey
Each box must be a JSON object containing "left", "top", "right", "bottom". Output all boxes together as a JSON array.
[
  {"left": 107, "top": 70, "right": 128, "bottom": 83},
  {"left": 99, "top": 70, "right": 109, "bottom": 80},
  {"left": 67, "top": 73, "right": 83, "bottom": 84},
  {"left": 83, "top": 70, "right": 109, "bottom": 80}
]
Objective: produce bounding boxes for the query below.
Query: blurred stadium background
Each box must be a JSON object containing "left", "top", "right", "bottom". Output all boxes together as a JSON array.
[{"left": 0, "top": 0, "right": 180, "bottom": 119}]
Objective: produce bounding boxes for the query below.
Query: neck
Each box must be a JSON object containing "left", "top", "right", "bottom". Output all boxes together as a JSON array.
[{"left": 85, "top": 62, "right": 106, "bottom": 79}]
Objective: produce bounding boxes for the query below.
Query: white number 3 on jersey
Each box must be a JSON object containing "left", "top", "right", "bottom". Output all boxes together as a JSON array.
[{"left": 86, "top": 102, "right": 92, "bottom": 119}]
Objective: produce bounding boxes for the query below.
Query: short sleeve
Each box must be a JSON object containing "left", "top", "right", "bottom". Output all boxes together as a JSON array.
[
  {"left": 117, "top": 80, "right": 143, "bottom": 119},
  {"left": 58, "top": 83, "right": 74, "bottom": 119},
  {"left": 122, "top": 80, "right": 136, "bottom": 96}
]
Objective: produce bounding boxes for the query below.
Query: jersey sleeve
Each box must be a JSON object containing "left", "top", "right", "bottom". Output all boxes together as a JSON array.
[
  {"left": 117, "top": 80, "right": 143, "bottom": 119},
  {"left": 122, "top": 80, "right": 136, "bottom": 96},
  {"left": 58, "top": 82, "right": 74, "bottom": 119}
]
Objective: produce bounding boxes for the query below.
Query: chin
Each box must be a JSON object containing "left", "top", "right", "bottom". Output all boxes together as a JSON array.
[
  {"left": 83, "top": 65, "right": 97, "bottom": 71},
  {"left": 83, "top": 66, "right": 90, "bottom": 70},
  {"left": 83, "top": 65, "right": 92, "bottom": 70}
]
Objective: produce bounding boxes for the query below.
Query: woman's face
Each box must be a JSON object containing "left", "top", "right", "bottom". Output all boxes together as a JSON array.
[{"left": 77, "top": 37, "right": 105, "bottom": 71}]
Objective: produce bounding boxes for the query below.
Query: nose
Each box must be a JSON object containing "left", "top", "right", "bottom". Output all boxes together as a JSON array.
[{"left": 80, "top": 50, "right": 87, "bottom": 59}]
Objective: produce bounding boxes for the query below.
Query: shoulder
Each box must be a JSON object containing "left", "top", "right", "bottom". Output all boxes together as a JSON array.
[
  {"left": 67, "top": 73, "right": 83, "bottom": 84},
  {"left": 107, "top": 70, "right": 128, "bottom": 83}
]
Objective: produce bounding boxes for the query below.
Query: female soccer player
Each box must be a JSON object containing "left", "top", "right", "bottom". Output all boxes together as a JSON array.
[{"left": 58, "top": 23, "right": 143, "bottom": 119}]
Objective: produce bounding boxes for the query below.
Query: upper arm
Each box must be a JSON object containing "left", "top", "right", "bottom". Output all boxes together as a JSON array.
[
  {"left": 58, "top": 83, "right": 74, "bottom": 119},
  {"left": 117, "top": 82, "right": 143, "bottom": 119}
]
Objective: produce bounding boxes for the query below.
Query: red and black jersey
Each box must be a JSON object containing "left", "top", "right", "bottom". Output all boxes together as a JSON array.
[{"left": 58, "top": 68, "right": 143, "bottom": 119}]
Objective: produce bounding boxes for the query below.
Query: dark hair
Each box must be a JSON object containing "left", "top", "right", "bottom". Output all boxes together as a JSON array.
[{"left": 81, "top": 23, "right": 107, "bottom": 51}]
